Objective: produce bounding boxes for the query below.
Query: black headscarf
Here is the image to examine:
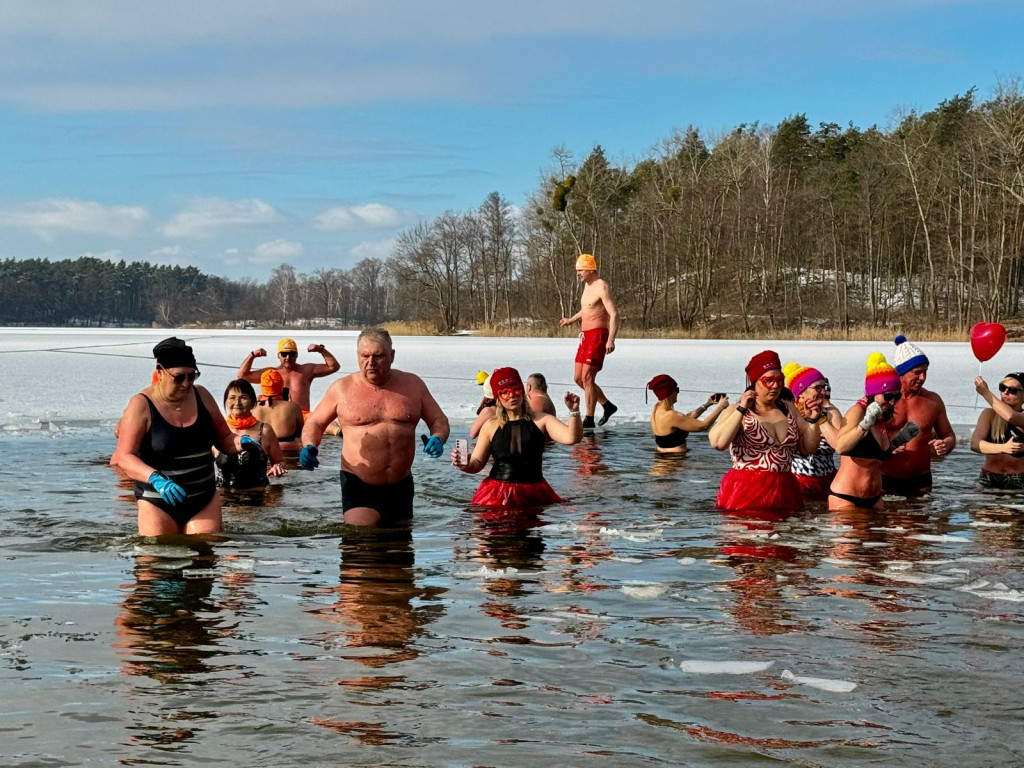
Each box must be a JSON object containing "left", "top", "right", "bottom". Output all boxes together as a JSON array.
[{"left": 153, "top": 337, "right": 197, "bottom": 370}]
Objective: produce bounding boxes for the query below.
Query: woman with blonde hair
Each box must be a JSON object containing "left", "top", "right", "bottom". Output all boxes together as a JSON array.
[
  {"left": 972, "top": 373, "right": 1024, "bottom": 490},
  {"left": 647, "top": 374, "right": 728, "bottom": 454},
  {"left": 453, "top": 367, "right": 582, "bottom": 507}
]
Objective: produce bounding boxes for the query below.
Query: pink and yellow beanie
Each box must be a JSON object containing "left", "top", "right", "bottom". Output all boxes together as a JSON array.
[
  {"left": 865, "top": 352, "right": 901, "bottom": 397},
  {"left": 782, "top": 361, "right": 824, "bottom": 399}
]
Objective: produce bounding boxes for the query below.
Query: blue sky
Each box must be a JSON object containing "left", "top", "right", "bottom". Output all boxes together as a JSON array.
[{"left": 0, "top": 0, "right": 1019, "bottom": 280}]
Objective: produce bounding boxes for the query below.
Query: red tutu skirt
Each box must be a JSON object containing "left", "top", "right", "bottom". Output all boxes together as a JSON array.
[
  {"left": 716, "top": 469, "right": 803, "bottom": 512},
  {"left": 471, "top": 477, "right": 565, "bottom": 508},
  {"left": 795, "top": 471, "right": 836, "bottom": 502}
]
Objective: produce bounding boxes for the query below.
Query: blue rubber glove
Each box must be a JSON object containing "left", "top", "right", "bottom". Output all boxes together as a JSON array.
[
  {"left": 149, "top": 471, "right": 186, "bottom": 506},
  {"left": 299, "top": 444, "right": 319, "bottom": 470},
  {"left": 423, "top": 435, "right": 444, "bottom": 458}
]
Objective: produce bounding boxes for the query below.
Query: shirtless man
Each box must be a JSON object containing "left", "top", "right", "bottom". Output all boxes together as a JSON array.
[
  {"left": 526, "top": 373, "right": 557, "bottom": 416},
  {"left": 559, "top": 253, "right": 618, "bottom": 430},
  {"left": 880, "top": 335, "right": 956, "bottom": 496},
  {"left": 299, "top": 328, "right": 450, "bottom": 527},
  {"left": 237, "top": 338, "right": 340, "bottom": 413},
  {"left": 252, "top": 369, "right": 304, "bottom": 453}
]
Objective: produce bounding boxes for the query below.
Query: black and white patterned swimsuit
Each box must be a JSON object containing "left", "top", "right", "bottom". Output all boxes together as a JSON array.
[{"left": 791, "top": 435, "right": 835, "bottom": 478}]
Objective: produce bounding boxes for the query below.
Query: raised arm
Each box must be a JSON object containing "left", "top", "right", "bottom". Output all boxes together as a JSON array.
[
  {"left": 237, "top": 347, "right": 268, "bottom": 382},
  {"left": 975, "top": 376, "right": 1024, "bottom": 428},
  {"left": 305, "top": 343, "right": 341, "bottom": 378},
  {"left": 708, "top": 390, "right": 754, "bottom": 450},
  {"left": 680, "top": 396, "right": 729, "bottom": 432},
  {"left": 538, "top": 392, "right": 583, "bottom": 445}
]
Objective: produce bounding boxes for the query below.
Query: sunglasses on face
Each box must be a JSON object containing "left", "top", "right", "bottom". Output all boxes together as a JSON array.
[
  {"left": 882, "top": 392, "right": 902, "bottom": 403},
  {"left": 999, "top": 383, "right": 1021, "bottom": 395},
  {"left": 280, "top": 351, "right": 298, "bottom": 359},
  {"left": 159, "top": 366, "right": 200, "bottom": 385},
  {"left": 807, "top": 383, "right": 828, "bottom": 394},
  {"left": 497, "top": 386, "right": 523, "bottom": 399},
  {"left": 758, "top": 375, "right": 784, "bottom": 387}
]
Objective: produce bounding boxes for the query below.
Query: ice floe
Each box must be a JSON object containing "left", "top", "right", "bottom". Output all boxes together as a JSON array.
[{"left": 781, "top": 669, "right": 857, "bottom": 692}]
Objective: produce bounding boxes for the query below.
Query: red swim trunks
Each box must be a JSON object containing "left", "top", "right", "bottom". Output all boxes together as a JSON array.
[{"left": 575, "top": 328, "right": 609, "bottom": 370}]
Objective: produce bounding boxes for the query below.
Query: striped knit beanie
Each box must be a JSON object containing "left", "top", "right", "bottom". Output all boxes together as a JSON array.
[
  {"left": 892, "top": 334, "right": 928, "bottom": 375},
  {"left": 782, "top": 361, "right": 824, "bottom": 399},
  {"left": 865, "top": 352, "right": 901, "bottom": 397}
]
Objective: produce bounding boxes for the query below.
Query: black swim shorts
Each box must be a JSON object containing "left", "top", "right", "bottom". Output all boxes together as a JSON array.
[{"left": 339, "top": 471, "right": 414, "bottom": 521}]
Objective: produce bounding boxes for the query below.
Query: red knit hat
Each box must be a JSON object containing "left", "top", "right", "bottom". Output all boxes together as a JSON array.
[
  {"left": 745, "top": 350, "right": 782, "bottom": 385},
  {"left": 647, "top": 374, "right": 678, "bottom": 401},
  {"left": 490, "top": 367, "right": 523, "bottom": 393}
]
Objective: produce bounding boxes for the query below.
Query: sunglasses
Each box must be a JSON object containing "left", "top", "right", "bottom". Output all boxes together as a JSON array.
[
  {"left": 280, "top": 351, "right": 298, "bottom": 359},
  {"left": 807, "top": 383, "right": 828, "bottom": 393},
  {"left": 159, "top": 366, "right": 200, "bottom": 385},
  {"left": 497, "top": 386, "right": 524, "bottom": 399},
  {"left": 758, "top": 375, "right": 784, "bottom": 387},
  {"left": 882, "top": 392, "right": 901, "bottom": 403},
  {"left": 999, "top": 383, "right": 1021, "bottom": 395}
]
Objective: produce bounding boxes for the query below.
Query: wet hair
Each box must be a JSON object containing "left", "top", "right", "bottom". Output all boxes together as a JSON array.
[
  {"left": 527, "top": 373, "right": 548, "bottom": 392},
  {"left": 358, "top": 327, "right": 393, "bottom": 350},
  {"left": 223, "top": 378, "right": 257, "bottom": 406}
]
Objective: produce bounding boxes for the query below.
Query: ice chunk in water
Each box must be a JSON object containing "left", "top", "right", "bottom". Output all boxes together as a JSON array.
[
  {"left": 781, "top": 669, "right": 857, "bottom": 692},
  {"left": 620, "top": 582, "right": 668, "bottom": 600},
  {"left": 182, "top": 568, "right": 219, "bottom": 579},
  {"left": 908, "top": 534, "right": 970, "bottom": 543},
  {"left": 132, "top": 545, "right": 196, "bottom": 559},
  {"left": 676, "top": 557, "right": 697, "bottom": 566},
  {"left": 455, "top": 565, "right": 521, "bottom": 579},
  {"left": 680, "top": 660, "right": 774, "bottom": 674}
]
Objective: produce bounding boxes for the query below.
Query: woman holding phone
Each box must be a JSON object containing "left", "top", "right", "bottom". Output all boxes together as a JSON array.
[
  {"left": 647, "top": 374, "right": 729, "bottom": 454},
  {"left": 452, "top": 367, "right": 583, "bottom": 507}
]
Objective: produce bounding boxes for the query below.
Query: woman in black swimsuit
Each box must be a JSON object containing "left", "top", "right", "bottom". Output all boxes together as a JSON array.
[
  {"left": 829, "top": 352, "right": 917, "bottom": 510},
  {"left": 647, "top": 374, "right": 729, "bottom": 454},
  {"left": 972, "top": 373, "right": 1024, "bottom": 490},
  {"left": 115, "top": 338, "right": 255, "bottom": 535},
  {"left": 452, "top": 367, "right": 582, "bottom": 508}
]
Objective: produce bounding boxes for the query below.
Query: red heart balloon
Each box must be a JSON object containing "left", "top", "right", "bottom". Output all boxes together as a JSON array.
[{"left": 970, "top": 322, "right": 1006, "bottom": 362}]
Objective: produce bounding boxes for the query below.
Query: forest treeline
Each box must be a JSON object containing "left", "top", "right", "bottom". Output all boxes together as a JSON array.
[{"left": 4, "top": 83, "right": 1024, "bottom": 334}]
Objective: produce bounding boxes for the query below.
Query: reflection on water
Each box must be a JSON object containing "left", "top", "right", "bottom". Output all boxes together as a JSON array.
[{"left": 3, "top": 424, "right": 1024, "bottom": 765}]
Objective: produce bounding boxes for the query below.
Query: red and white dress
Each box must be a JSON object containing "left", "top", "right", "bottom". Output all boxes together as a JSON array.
[{"left": 716, "top": 408, "right": 804, "bottom": 512}]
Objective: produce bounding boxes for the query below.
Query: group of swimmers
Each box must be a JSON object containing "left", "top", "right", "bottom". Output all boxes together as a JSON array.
[{"left": 109, "top": 325, "right": 1024, "bottom": 537}]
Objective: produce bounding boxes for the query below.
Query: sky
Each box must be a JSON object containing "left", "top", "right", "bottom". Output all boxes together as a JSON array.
[{"left": 0, "top": 0, "right": 1020, "bottom": 281}]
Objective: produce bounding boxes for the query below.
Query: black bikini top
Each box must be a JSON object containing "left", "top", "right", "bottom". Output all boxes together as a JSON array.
[{"left": 654, "top": 428, "right": 688, "bottom": 448}]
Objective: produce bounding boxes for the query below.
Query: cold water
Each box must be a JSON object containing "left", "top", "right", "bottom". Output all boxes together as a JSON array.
[{"left": 0, "top": 329, "right": 1022, "bottom": 766}]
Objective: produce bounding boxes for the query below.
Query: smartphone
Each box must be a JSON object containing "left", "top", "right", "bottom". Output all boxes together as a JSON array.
[
  {"left": 455, "top": 438, "right": 469, "bottom": 466},
  {"left": 713, "top": 392, "right": 727, "bottom": 402}
]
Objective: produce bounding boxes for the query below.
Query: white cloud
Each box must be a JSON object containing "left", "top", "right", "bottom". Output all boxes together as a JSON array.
[
  {"left": 79, "top": 249, "right": 123, "bottom": 260},
  {"left": 163, "top": 197, "right": 282, "bottom": 239},
  {"left": 313, "top": 204, "right": 413, "bottom": 232},
  {"left": 0, "top": 199, "right": 149, "bottom": 240},
  {"left": 350, "top": 237, "right": 397, "bottom": 262},
  {"left": 252, "top": 239, "right": 304, "bottom": 264}
]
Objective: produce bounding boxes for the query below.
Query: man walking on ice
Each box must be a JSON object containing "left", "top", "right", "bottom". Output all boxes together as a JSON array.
[{"left": 560, "top": 253, "right": 618, "bottom": 430}]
